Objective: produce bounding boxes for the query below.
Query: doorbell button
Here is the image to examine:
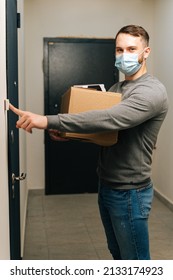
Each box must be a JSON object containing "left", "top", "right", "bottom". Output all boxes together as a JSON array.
[{"left": 4, "top": 99, "right": 10, "bottom": 111}]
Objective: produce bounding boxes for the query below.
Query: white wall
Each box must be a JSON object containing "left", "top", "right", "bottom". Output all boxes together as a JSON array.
[
  {"left": 0, "top": 0, "right": 10, "bottom": 260},
  {"left": 24, "top": 0, "right": 155, "bottom": 190},
  {"left": 152, "top": 0, "right": 173, "bottom": 203}
]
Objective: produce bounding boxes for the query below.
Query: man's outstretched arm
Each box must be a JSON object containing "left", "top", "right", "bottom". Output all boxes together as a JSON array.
[{"left": 9, "top": 103, "right": 48, "bottom": 133}]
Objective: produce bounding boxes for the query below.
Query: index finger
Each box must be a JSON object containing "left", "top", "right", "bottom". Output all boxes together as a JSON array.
[{"left": 9, "top": 103, "right": 24, "bottom": 117}]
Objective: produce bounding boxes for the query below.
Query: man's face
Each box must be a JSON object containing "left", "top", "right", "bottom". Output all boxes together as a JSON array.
[{"left": 115, "top": 33, "right": 148, "bottom": 62}]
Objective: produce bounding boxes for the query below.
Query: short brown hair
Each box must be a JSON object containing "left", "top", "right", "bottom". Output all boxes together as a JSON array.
[{"left": 115, "top": 25, "right": 149, "bottom": 46}]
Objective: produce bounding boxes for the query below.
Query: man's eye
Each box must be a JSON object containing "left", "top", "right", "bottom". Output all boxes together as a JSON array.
[
  {"left": 116, "top": 49, "right": 123, "bottom": 53},
  {"left": 129, "top": 48, "right": 136, "bottom": 52}
]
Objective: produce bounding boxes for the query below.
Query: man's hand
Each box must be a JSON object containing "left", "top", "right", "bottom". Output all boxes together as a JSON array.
[
  {"left": 9, "top": 103, "right": 48, "bottom": 133},
  {"left": 48, "top": 129, "right": 69, "bottom": 142}
]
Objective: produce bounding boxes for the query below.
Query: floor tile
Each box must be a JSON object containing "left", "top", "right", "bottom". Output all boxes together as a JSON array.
[{"left": 23, "top": 190, "right": 173, "bottom": 260}]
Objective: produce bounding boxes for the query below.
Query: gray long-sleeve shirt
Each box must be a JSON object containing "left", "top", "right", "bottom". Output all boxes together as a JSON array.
[{"left": 47, "top": 73, "right": 168, "bottom": 189}]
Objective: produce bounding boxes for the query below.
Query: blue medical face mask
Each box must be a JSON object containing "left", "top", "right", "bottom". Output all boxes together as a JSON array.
[{"left": 115, "top": 50, "right": 145, "bottom": 76}]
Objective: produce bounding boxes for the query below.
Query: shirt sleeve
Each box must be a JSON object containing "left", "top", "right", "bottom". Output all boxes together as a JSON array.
[{"left": 47, "top": 85, "right": 166, "bottom": 133}]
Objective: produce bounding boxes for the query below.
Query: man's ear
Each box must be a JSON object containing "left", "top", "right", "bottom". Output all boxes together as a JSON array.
[{"left": 144, "top": 47, "right": 151, "bottom": 59}]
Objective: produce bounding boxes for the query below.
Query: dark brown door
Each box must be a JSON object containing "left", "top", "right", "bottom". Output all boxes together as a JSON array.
[
  {"left": 44, "top": 38, "right": 118, "bottom": 195},
  {"left": 6, "top": 0, "right": 24, "bottom": 259}
]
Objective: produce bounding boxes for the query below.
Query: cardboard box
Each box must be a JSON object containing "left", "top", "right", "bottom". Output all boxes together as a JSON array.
[{"left": 60, "top": 87, "right": 122, "bottom": 146}]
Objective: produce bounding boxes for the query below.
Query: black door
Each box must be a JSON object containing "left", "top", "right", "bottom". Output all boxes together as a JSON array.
[
  {"left": 44, "top": 38, "right": 118, "bottom": 195},
  {"left": 6, "top": 0, "right": 21, "bottom": 260}
]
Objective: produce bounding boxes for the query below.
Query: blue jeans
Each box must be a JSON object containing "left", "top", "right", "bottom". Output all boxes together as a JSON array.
[{"left": 98, "top": 181, "right": 154, "bottom": 260}]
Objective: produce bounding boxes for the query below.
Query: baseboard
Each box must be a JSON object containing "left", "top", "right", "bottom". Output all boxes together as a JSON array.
[{"left": 154, "top": 188, "right": 173, "bottom": 212}]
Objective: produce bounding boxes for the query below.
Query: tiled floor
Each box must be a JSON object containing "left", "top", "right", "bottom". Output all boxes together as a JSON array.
[{"left": 23, "top": 190, "right": 173, "bottom": 260}]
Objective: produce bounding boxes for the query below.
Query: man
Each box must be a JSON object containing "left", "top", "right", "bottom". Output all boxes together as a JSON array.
[{"left": 10, "top": 25, "right": 168, "bottom": 260}]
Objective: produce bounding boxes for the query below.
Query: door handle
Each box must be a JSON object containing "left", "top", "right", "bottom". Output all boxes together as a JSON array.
[{"left": 12, "top": 172, "right": 27, "bottom": 185}]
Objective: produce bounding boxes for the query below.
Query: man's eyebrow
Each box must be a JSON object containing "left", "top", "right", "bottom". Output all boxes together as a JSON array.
[
  {"left": 128, "top": 45, "right": 138, "bottom": 48},
  {"left": 116, "top": 46, "right": 123, "bottom": 50},
  {"left": 116, "top": 45, "right": 138, "bottom": 49}
]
